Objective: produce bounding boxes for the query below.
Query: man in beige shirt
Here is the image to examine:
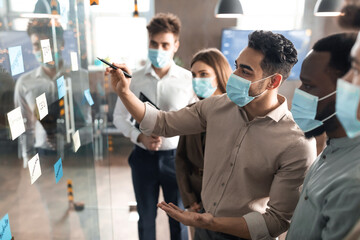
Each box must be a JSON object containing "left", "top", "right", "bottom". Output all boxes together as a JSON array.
[{"left": 107, "top": 31, "right": 316, "bottom": 239}]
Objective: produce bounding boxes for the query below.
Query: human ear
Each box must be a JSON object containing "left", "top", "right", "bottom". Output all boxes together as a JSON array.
[
  {"left": 173, "top": 40, "right": 179, "bottom": 53},
  {"left": 269, "top": 74, "right": 283, "bottom": 89}
]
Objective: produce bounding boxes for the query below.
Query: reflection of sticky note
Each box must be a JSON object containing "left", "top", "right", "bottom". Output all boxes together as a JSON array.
[
  {"left": 8, "top": 46, "right": 25, "bottom": 76},
  {"left": 40, "top": 39, "right": 53, "bottom": 63},
  {"left": 36, "top": 93, "right": 48, "bottom": 120},
  {"left": 70, "top": 52, "right": 79, "bottom": 71},
  {"left": 0, "top": 214, "right": 12, "bottom": 240},
  {"left": 57, "top": 76, "right": 66, "bottom": 99},
  {"left": 84, "top": 89, "right": 94, "bottom": 106},
  {"left": 28, "top": 154, "right": 41, "bottom": 184},
  {"left": 54, "top": 158, "right": 63, "bottom": 184},
  {"left": 7, "top": 107, "right": 25, "bottom": 140},
  {"left": 72, "top": 130, "right": 81, "bottom": 152}
]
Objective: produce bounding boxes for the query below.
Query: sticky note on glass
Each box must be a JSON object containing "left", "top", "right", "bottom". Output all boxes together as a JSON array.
[
  {"left": 28, "top": 153, "right": 41, "bottom": 184},
  {"left": 7, "top": 107, "right": 25, "bottom": 140},
  {"left": 54, "top": 158, "right": 63, "bottom": 184},
  {"left": 57, "top": 76, "right": 66, "bottom": 99},
  {"left": 40, "top": 39, "right": 53, "bottom": 63},
  {"left": 35, "top": 93, "right": 48, "bottom": 120},
  {"left": 72, "top": 130, "right": 81, "bottom": 152},
  {"left": 0, "top": 214, "right": 12, "bottom": 240},
  {"left": 8, "top": 46, "right": 25, "bottom": 76},
  {"left": 70, "top": 52, "right": 79, "bottom": 71},
  {"left": 90, "top": 0, "right": 99, "bottom": 5},
  {"left": 84, "top": 89, "right": 94, "bottom": 106}
]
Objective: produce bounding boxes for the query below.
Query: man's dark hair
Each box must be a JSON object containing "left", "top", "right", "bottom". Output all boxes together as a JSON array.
[
  {"left": 146, "top": 13, "right": 181, "bottom": 40},
  {"left": 313, "top": 33, "right": 357, "bottom": 80},
  {"left": 338, "top": 4, "right": 360, "bottom": 29},
  {"left": 248, "top": 30, "right": 298, "bottom": 80},
  {"left": 27, "top": 18, "right": 64, "bottom": 46}
]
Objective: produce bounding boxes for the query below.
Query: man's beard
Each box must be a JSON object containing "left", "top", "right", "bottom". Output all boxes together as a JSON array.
[
  {"left": 305, "top": 124, "right": 326, "bottom": 139},
  {"left": 304, "top": 101, "right": 337, "bottom": 139}
]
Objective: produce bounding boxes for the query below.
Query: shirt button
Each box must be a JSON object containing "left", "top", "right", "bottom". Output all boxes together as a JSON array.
[
  {"left": 230, "top": 163, "right": 234, "bottom": 167},
  {"left": 213, "top": 202, "right": 216, "bottom": 206},
  {"left": 322, "top": 155, "right": 326, "bottom": 159},
  {"left": 221, "top": 183, "right": 225, "bottom": 187},
  {"left": 304, "top": 196, "right": 308, "bottom": 200}
]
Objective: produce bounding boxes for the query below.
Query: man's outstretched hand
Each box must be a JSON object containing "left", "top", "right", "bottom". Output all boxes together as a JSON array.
[
  {"left": 105, "top": 63, "right": 132, "bottom": 96},
  {"left": 157, "top": 201, "right": 214, "bottom": 229}
]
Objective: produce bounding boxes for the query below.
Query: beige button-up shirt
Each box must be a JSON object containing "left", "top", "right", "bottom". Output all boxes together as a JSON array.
[{"left": 140, "top": 93, "right": 316, "bottom": 239}]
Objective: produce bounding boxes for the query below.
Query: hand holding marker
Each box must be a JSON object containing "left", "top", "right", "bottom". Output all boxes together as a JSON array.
[{"left": 97, "top": 57, "right": 132, "bottom": 78}]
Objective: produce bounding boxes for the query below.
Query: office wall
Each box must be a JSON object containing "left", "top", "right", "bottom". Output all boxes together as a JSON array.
[{"left": 155, "top": 0, "right": 236, "bottom": 69}]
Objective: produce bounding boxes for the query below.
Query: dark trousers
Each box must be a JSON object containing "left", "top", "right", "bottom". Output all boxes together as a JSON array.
[{"left": 129, "top": 145, "right": 188, "bottom": 240}]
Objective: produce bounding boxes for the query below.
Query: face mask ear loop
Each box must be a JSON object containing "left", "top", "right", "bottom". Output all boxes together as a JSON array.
[
  {"left": 321, "top": 112, "right": 337, "bottom": 123},
  {"left": 250, "top": 73, "right": 277, "bottom": 98},
  {"left": 251, "top": 73, "right": 277, "bottom": 85},
  {"left": 319, "top": 90, "right": 337, "bottom": 101}
]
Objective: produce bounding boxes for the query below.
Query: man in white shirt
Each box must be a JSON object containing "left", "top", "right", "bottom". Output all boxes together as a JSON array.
[{"left": 112, "top": 13, "right": 195, "bottom": 240}]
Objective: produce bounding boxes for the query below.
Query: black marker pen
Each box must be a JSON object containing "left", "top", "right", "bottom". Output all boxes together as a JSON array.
[{"left": 97, "top": 57, "right": 132, "bottom": 78}]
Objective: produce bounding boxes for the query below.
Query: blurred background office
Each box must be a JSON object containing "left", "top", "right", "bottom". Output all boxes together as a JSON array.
[{"left": 0, "top": 0, "right": 354, "bottom": 239}]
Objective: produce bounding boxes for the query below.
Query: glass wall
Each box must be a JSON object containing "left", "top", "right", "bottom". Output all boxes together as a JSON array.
[{"left": 0, "top": 0, "right": 113, "bottom": 239}]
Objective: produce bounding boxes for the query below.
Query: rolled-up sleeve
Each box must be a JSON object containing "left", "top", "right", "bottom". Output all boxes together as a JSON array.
[
  {"left": 140, "top": 101, "right": 207, "bottom": 137},
  {"left": 244, "top": 137, "right": 316, "bottom": 239},
  {"left": 139, "top": 102, "right": 159, "bottom": 136}
]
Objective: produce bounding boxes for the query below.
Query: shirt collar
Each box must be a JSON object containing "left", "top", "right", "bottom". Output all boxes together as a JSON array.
[
  {"left": 263, "top": 94, "right": 288, "bottom": 122},
  {"left": 144, "top": 60, "right": 178, "bottom": 80},
  {"left": 327, "top": 134, "right": 360, "bottom": 149}
]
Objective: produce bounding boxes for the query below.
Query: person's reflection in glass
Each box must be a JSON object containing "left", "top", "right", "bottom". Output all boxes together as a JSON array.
[
  {"left": 14, "top": 18, "right": 64, "bottom": 167},
  {"left": 13, "top": 18, "right": 93, "bottom": 239}
]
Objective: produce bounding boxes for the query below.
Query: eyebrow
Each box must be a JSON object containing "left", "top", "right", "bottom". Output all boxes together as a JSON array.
[
  {"left": 299, "top": 75, "right": 311, "bottom": 83},
  {"left": 239, "top": 64, "right": 254, "bottom": 72}
]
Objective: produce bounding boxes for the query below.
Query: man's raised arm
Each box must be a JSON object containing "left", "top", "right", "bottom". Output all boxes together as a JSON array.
[{"left": 106, "top": 63, "right": 145, "bottom": 123}]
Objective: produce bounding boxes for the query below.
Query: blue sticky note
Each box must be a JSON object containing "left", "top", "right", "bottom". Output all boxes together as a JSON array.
[
  {"left": 84, "top": 89, "right": 94, "bottom": 106},
  {"left": 57, "top": 76, "right": 66, "bottom": 99},
  {"left": 0, "top": 214, "right": 12, "bottom": 240},
  {"left": 8, "top": 46, "right": 25, "bottom": 76},
  {"left": 54, "top": 158, "right": 63, "bottom": 184}
]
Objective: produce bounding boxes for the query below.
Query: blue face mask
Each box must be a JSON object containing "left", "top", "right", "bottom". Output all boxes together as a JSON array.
[
  {"left": 291, "top": 88, "right": 336, "bottom": 133},
  {"left": 336, "top": 79, "right": 360, "bottom": 138},
  {"left": 148, "top": 48, "right": 172, "bottom": 68},
  {"left": 226, "top": 73, "right": 274, "bottom": 107},
  {"left": 192, "top": 77, "right": 217, "bottom": 98}
]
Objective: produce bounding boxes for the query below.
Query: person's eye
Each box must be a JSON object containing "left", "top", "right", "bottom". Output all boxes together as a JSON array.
[
  {"left": 200, "top": 72, "right": 208, "bottom": 77},
  {"left": 242, "top": 69, "right": 249, "bottom": 75},
  {"left": 303, "top": 84, "right": 312, "bottom": 90}
]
